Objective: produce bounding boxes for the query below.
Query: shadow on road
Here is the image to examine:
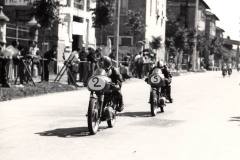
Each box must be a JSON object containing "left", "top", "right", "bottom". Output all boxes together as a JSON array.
[
  {"left": 36, "top": 126, "right": 107, "bottom": 137},
  {"left": 229, "top": 117, "right": 240, "bottom": 122},
  {"left": 118, "top": 111, "right": 152, "bottom": 118}
]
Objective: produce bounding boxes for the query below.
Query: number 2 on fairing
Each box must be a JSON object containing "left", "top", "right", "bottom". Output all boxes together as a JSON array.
[{"left": 92, "top": 77, "right": 101, "bottom": 87}]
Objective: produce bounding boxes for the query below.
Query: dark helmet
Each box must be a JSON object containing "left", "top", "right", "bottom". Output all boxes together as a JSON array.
[
  {"left": 156, "top": 60, "right": 164, "bottom": 68},
  {"left": 100, "top": 56, "right": 112, "bottom": 70}
]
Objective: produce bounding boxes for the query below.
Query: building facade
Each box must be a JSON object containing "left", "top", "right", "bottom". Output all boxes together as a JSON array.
[
  {"left": 2, "top": 0, "right": 96, "bottom": 70},
  {"left": 96, "top": 0, "right": 167, "bottom": 61},
  {"left": 205, "top": 11, "right": 219, "bottom": 40},
  {"left": 57, "top": 0, "right": 96, "bottom": 67},
  {"left": 167, "top": 0, "right": 211, "bottom": 69},
  {"left": 216, "top": 26, "right": 224, "bottom": 39},
  {"left": 167, "top": 0, "right": 210, "bottom": 33}
]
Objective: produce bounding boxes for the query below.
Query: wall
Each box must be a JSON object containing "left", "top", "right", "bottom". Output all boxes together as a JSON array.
[
  {"left": 145, "top": 0, "right": 166, "bottom": 61},
  {"left": 57, "top": 0, "right": 96, "bottom": 70}
]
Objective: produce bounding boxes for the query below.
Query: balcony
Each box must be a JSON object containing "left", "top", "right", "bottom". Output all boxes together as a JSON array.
[{"left": 74, "top": 0, "right": 84, "bottom": 10}]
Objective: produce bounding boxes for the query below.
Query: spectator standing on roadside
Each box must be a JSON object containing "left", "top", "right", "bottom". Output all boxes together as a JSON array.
[
  {"left": 29, "top": 41, "right": 40, "bottom": 77},
  {"left": 0, "top": 41, "right": 11, "bottom": 87},
  {"left": 42, "top": 45, "right": 57, "bottom": 81},
  {"left": 78, "top": 47, "right": 87, "bottom": 82},
  {"left": 95, "top": 48, "right": 102, "bottom": 69},
  {"left": 6, "top": 40, "right": 20, "bottom": 81},
  {"left": 17, "top": 45, "right": 28, "bottom": 84},
  {"left": 87, "top": 47, "right": 97, "bottom": 77},
  {"left": 134, "top": 52, "right": 144, "bottom": 79},
  {"left": 68, "top": 50, "right": 80, "bottom": 85}
]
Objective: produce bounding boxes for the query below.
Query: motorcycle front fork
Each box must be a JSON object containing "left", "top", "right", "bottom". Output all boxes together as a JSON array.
[{"left": 89, "top": 92, "right": 105, "bottom": 119}]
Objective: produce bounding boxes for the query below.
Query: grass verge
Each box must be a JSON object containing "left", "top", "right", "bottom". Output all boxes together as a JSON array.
[{"left": 0, "top": 82, "right": 78, "bottom": 102}]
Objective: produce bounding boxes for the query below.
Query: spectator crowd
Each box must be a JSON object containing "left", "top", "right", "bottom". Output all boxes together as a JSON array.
[{"left": 0, "top": 40, "right": 158, "bottom": 88}]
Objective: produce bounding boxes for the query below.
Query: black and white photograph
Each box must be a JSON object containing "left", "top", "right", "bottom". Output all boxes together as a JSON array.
[{"left": 1, "top": 0, "right": 240, "bottom": 159}]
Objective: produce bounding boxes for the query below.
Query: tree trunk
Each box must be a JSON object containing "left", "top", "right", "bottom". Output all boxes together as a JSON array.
[{"left": 100, "top": 26, "right": 103, "bottom": 46}]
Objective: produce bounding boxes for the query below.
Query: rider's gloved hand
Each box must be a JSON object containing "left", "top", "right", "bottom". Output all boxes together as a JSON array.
[
  {"left": 110, "top": 83, "right": 121, "bottom": 91},
  {"left": 145, "top": 77, "right": 149, "bottom": 83},
  {"left": 165, "top": 78, "right": 172, "bottom": 84}
]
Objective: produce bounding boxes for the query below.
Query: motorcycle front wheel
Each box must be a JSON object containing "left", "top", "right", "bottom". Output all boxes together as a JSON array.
[
  {"left": 150, "top": 91, "right": 158, "bottom": 116},
  {"left": 87, "top": 98, "right": 100, "bottom": 135}
]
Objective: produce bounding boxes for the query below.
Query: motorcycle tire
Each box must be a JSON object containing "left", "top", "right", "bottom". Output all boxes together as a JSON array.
[
  {"left": 87, "top": 98, "right": 100, "bottom": 135},
  {"left": 160, "top": 106, "right": 164, "bottom": 112},
  {"left": 150, "top": 91, "right": 158, "bottom": 116},
  {"left": 107, "top": 109, "right": 116, "bottom": 128}
]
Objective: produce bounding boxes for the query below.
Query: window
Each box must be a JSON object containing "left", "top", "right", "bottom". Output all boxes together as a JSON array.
[
  {"left": 121, "top": 0, "right": 128, "bottom": 15},
  {"left": 180, "top": 5, "right": 187, "bottom": 17},
  {"left": 120, "top": 37, "right": 133, "bottom": 46},
  {"left": 74, "top": 0, "right": 84, "bottom": 10},
  {"left": 107, "top": 36, "right": 133, "bottom": 46},
  {"left": 73, "top": 16, "right": 84, "bottom": 23},
  {"left": 15, "top": 9, "right": 32, "bottom": 22},
  {"left": 87, "top": 0, "right": 91, "bottom": 11}
]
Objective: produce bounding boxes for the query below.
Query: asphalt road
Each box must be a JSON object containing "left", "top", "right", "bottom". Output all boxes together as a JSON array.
[{"left": 1, "top": 71, "right": 240, "bottom": 160}]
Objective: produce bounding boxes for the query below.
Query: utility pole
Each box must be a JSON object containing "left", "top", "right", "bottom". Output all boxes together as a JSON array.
[
  {"left": 113, "top": 0, "right": 121, "bottom": 67},
  {"left": 184, "top": 0, "right": 189, "bottom": 28},
  {"left": 192, "top": 0, "right": 199, "bottom": 71}
]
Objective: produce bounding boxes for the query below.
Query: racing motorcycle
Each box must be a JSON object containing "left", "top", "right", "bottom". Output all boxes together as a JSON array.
[
  {"left": 87, "top": 68, "right": 118, "bottom": 135},
  {"left": 227, "top": 68, "right": 232, "bottom": 76},
  {"left": 237, "top": 64, "right": 240, "bottom": 72},
  {"left": 222, "top": 65, "right": 227, "bottom": 77},
  {"left": 146, "top": 68, "right": 167, "bottom": 116}
]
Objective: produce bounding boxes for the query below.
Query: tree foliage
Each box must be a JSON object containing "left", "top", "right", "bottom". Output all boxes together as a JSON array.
[
  {"left": 166, "top": 20, "right": 196, "bottom": 70},
  {"left": 223, "top": 36, "right": 233, "bottom": 50},
  {"left": 166, "top": 20, "right": 191, "bottom": 53},
  {"left": 33, "top": 0, "right": 61, "bottom": 29},
  {"left": 150, "top": 36, "right": 162, "bottom": 50},
  {"left": 125, "top": 10, "right": 145, "bottom": 38},
  {"left": 91, "top": 0, "right": 114, "bottom": 28},
  {"left": 210, "top": 37, "right": 223, "bottom": 59}
]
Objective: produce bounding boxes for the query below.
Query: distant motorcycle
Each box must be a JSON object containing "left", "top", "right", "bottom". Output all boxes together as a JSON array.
[
  {"left": 237, "top": 64, "right": 240, "bottom": 72},
  {"left": 146, "top": 68, "right": 167, "bottom": 116},
  {"left": 227, "top": 68, "right": 232, "bottom": 76},
  {"left": 87, "top": 68, "right": 118, "bottom": 135},
  {"left": 222, "top": 66, "right": 227, "bottom": 77}
]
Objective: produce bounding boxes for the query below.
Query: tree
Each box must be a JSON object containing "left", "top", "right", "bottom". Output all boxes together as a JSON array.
[
  {"left": 91, "top": 0, "right": 113, "bottom": 28},
  {"left": 91, "top": 0, "right": 114, "bottom": 45},
  {"left": 33, "top": 0, "right": 61, "bottom": 29},
  {"left": 150, "top": 36, "right": 162, "bottom": 50},
  {"left": 223, "top": 36, "right": 233, "bottom": 50},
  {"left": 125, "top": 10, "right": 145, "bottom": 45},
  {"left": 33, "top": 0, "right": 61, "bottom": 52},
  {"left": 165, "top": 20, "right": 191, "bottom": 70},
  {"left": 210, "top": 37, "right": 223, "bottom": 67}
]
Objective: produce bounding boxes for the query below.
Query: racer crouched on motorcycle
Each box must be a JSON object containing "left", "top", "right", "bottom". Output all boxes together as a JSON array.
[
  {"left": 145, "top": 61, "right": 173, "bottom": 103},
  {"left": 99, "top": 56, "right": 124, "bottom": 112}
]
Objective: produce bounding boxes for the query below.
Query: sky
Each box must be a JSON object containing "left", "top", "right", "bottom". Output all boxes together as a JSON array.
[{"left": 205, "top": 0, "right": 240, "bottom": 41}]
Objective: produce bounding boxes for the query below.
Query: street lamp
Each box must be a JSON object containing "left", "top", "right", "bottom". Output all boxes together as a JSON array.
[
  {"left": 27, "top": 15, "right": 41, "bottom": 42},
  {"left": 0, "top": 6, "right": 9, "bottom": 44},
  {"left": 113, "top": 0, "right": 121, "bottom": 67},
  {"left": 192, "top": 0, "right": 199, "bottom": 71},
  {"left": 27, "top": 15, "right": 41, "bottom": 78}
]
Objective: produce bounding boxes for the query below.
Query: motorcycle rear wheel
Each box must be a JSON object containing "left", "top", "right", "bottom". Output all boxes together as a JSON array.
[
  {"left": 87, "top": 98, "right": 100, "bottom": 135},
  {"left": 107, "top": 101, "right": 117, "bottom": 128},
  {"left": 107, "top": 111, "right": 116, "bottom": 128}
]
